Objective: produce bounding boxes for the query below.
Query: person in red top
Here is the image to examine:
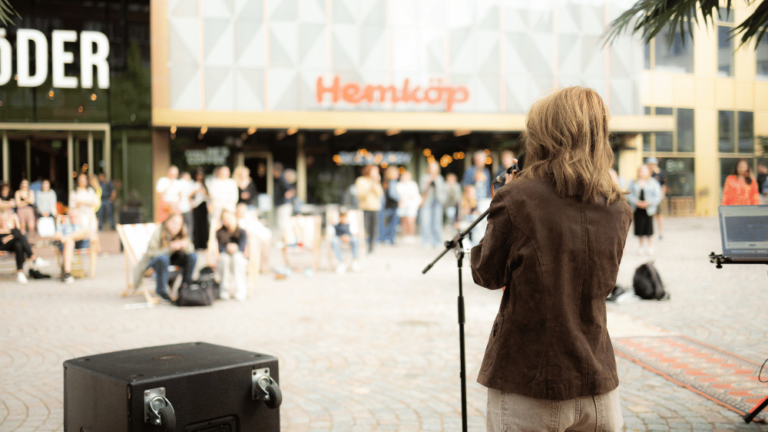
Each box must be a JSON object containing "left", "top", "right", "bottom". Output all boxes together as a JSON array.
[{"left": 721, "top": 159, "right": 759, "bottom": 206}]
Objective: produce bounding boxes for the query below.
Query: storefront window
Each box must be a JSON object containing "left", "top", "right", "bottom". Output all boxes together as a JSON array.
[
  {"left": 643, "top": 133, "right": 651, "bottom": 152},
  {"left": 677, "top": 108, "right": 694, "bottom": 152},
  {"left": 656, "top": 132, "right": 673, "bottom": 152},
  {"left": 717, "top": 26, "right": 734, "bottom": 77},
  {"left": 738, "top": 111, "right": 754, "bottom": 153},
  {"left": 662, "top": 158, "right": 695, "bottom": 197},
  {"left": 655, "top": 25, "right": 694, "bottom": 74},
  {"left": 758, "top": 36, "right": 768, "bottom": 79},
  {"left": 718, "top": 110, "right": 735, "bottom": 152}
]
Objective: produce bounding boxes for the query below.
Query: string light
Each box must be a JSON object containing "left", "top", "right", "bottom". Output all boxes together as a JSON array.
[
  {"left": 247, "top": 127, "right": 257, "bottom": 135},
  {"left": 90, "top": 93, "right": 97, "bottom": 101},
  {"left": 200, "top": 126, "right": 208, "bottom": 134},
  {"left": 170, "top": 125, "right": 177, "bottom": 134},
  {"left": 334, "top": 128, "right": 347, "bottom": 136},
  {"left": 423, "top": 149, "right": 431, "bottom": 156},
  {"left": 287, "top": 127, "right": 298, "bottom": 135}
]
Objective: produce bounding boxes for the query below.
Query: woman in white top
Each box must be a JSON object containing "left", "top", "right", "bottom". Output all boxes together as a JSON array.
[
  {"left": 69, "top": 173, "right": 99, "bottom": 242},
  {"left": 36, "top": 180, "right": 58, "bottom": 217},
  {"left": 207, "top": 166, "right": 239, "bottom": 221},
  {"left": 396, "top": 171, "right": 421, "bottom": 243}
]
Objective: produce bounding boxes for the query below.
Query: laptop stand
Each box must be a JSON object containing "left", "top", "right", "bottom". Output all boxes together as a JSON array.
[{"left": 709, "top": 253, "right": 768, "bottom": 423}]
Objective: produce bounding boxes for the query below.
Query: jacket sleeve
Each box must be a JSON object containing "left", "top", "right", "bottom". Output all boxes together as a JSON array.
[
  {"left": 145, "top": 228, "right": 171, "bottom": 258},
  {"left": 470, "top": 190, "right": 519, "bottom": 290},
  {"left": 648, "top": 180, "right": 663, "bottom": 206},
  {"left": 750, "top": 180, "right": 759, "bottom": 205},
  {"left": 721, "top": 176, "right": 732, "bottom": 205},
  {"left": 626, "top": 181, "right": 637, "bottom": 208}
]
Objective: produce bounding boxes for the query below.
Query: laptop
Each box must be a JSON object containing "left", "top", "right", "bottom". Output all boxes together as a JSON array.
[{"left": 718, "top": 205, "right": 768, "bottom": 262}]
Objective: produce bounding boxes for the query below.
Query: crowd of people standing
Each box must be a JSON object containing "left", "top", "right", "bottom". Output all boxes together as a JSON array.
[{"left": 349, "top": 149, "right": 519, "bottom": 254}]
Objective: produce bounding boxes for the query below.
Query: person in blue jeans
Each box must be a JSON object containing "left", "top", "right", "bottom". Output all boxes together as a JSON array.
[
  {"left": 132, "top": 213, "right": 197, "bottom": 301},
  {"left": 97, "top": 173, "right": 117, "bottom": 230},
  {"left": 378, "top": 166, "right": 400, "bottom": 244},
  {"left": 53, "top": 209, "right": 91, "bottom": 284},
  {"left": 330, "top": 209, "right": 360, "bottom": 274},
  {"left": 419, "top": 161, "right": 447, "bottom": 248}
]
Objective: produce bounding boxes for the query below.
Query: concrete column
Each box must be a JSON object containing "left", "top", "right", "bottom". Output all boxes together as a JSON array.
[
  {"left": 87, "top": 132, "right": 94, "bottom": 176},
  {"left": 26, "top": 138, "right": 31, "bottom": 180},
  {"left": 297, "top": 133, "right": 307, "bottom": 202},
  {"left": 152, "top": 129, "right": 171, "bottom": 222},
  {"left": 67, "top": 133, "right": 74, "bottom": 193},
  {"left": 2, "top": 131, "right": 8, "bottom": 183},
  {"left": 618, "top": 134, "right": 643, "bottom": 185},
  {"left": 122, "top": 131, "right": 129, "bottom": 202}
]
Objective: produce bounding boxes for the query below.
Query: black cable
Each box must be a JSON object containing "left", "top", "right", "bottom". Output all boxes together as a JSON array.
[{"left": 759, "top": 357, "right": 768, "bottom": 383}]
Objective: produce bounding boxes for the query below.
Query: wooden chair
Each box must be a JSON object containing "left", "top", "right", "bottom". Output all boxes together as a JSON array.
[
  {"left": 324, "top": 208, "right": 366, "bottom": 270},
  {"left": 117, "top": 223, "right": 166, "bottom": 304},
  {"left": 207, "top": 220, "right": 261, "bottom": 297},
  {"left": 282, "top": 214, "right": 322, "bottom": 272}
]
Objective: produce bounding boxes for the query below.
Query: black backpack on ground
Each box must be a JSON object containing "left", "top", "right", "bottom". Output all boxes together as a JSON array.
[
  {"left": 633, "top": 262, "right": 669, "bottom": 300},
  {"left": 176, "top": 282, "right": 215, "bottom": 307},
  {"left": 197, "top": 266, "right": 219, "bottom": 299},
  {"left": 175, "top": 266, "right": 218, "bottom": 307}
]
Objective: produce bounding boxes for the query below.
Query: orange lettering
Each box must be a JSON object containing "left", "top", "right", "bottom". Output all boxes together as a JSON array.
[
  {"left": 342, "top": 82, "right": 363, "bottom": 103},
  {"left": 363, "top": 85, "right": 399, "bottom": 103},
  {"left": 445, "top": 86, "right": 469, "bottom": 112},
  {"left": 316, "top": 76, "right": 341, "bottom": 103}
]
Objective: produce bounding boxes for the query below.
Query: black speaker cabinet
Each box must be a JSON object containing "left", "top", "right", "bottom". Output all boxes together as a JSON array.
[{"left": 64, "top": 342, "right": 281, "bottom": 432}]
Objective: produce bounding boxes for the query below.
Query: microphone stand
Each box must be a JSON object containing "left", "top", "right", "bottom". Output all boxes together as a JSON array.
[{"left": 422, "top": 206, "right": 491, "bottom": 432}]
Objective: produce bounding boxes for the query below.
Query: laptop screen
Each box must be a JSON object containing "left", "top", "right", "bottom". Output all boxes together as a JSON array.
[{"left": 719, "top": 205, "right": 768, "bottom": 257}]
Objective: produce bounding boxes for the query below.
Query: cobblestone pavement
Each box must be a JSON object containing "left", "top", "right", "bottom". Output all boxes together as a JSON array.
[{"left": 0, "top": 217, "right": 766, "bottom": 431}]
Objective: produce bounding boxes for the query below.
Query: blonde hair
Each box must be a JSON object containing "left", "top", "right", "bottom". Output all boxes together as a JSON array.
[
  {"left": 518, "top": 86, "right": 622, "bottom": 205},
  {"left": 233, "top": 166, "right": 250, "bottom": 183}
]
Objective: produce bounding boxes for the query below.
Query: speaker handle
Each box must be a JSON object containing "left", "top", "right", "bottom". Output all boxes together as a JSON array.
[{"left": 144, "top": 387, "right": 176, "bottom": 431}]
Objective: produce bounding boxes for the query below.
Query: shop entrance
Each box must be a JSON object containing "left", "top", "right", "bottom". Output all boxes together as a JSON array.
[
  {"left": 1, "top": 124, "right": 111, "bottom": 206},
  {"left": 240, "top": 151, "right": 273, "bottom": 220}
]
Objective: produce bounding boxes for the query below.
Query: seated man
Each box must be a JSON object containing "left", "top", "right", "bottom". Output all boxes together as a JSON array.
[
  {"left": 330, "top": 209, "right": 360, "bottom": 274},
  {"left": 53, "top": 209, "right": 90, "bottom": 284}
]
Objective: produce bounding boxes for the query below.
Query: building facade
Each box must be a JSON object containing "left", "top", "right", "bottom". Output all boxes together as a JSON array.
[{"left": 1, "top": 0, "right": 765, "bottom": 221}]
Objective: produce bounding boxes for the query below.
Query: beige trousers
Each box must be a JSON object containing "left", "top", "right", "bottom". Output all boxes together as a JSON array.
[{"left": 486, "top": 387, "right": 623, "bottom": 432}]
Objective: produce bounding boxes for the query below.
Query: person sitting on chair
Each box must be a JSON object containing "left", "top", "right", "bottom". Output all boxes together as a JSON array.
[
  {"left": 330, "top": 208, "right": 360, "bottom": 274},
  {"left": 216, "top": 210, "right": 248, "bottom": 301},
  {"left": 132, "top": 212, "right": 196, "bottom": 301},
  {"left": 53, "top": 209, "right": 91, "bottom": 284},
  {"left": 0, "top": 211, "right": 49, "bottom": 284}
]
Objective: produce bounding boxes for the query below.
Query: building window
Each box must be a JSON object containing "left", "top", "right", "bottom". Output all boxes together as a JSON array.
[
  {"left": 643, "top": 133, "right": 652, "bottom": 152},
  {"left": 717, "top": 26, "right": 734, "bottom": 77},
  {"left": 718, "top": 111, "right": 735, "bottom": 152},
  {"left": 663, "top": 158, "right": 696, "bottom": 197},
  {"left": 644, "top": 43, "right": 651, "bottom": 70},
  {"left": 719, "top": 110, "right": 754, "bottom": 154},
  {"left": 654, "top": 25, "right": 694, "bottom": 73},
  {"left": 644, "top": 106, "right": 652, "bottom": 115},
  {"left": 677, "top": 108, "right": 695, "bottom": 152},
  {"left": 738, "top": 111, "right": 754, "bottom": 153},
  {"left": 655, "top": 132, "right": 674, "bottom": 152},
  {"left": 757, "top": 36, "right": 768, "bottom": 79},
  {"left": 655, "top": 107, "right": 673, "bottom": 115}
]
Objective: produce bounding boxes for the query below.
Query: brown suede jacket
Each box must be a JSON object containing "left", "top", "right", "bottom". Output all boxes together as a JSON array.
[{"left": 471, "top": 178, "right": 632, "bottom": 401}]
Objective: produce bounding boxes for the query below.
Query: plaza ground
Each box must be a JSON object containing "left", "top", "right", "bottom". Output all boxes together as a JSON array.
[{"left": 0, "top": 217, "right": 767, "bottom": 431}]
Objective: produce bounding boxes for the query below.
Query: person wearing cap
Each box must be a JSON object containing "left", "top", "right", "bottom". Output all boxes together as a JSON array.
[{"left": 645, "top": 157, "right": 666, "bottom": 240}]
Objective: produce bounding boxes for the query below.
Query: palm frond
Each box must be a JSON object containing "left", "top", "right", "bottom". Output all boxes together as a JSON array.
[
  {"left": 602, "top": 0, "right": 768, "bottom": 49},
  {"left": 0, "top": 0, "right": 20, "bottom": 26}
]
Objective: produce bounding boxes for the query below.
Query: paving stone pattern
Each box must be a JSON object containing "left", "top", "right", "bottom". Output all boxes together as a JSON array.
[{"left": 0, "top": 217, "right": 766, "bottom": 431}]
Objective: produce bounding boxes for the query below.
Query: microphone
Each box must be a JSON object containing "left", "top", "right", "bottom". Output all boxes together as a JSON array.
[{"left": 494, "top": 152, "right": 526, "bottom": 184}]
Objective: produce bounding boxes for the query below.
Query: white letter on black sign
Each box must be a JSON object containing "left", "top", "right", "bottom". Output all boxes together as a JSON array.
[
  {"left": 80, "top": 31, "right": 110, "bottom": 89},
  {"left": 0, "top": 29, "right": 11, "bottom": 85},
  {"left": 52, "top": 30, "right": 78, "bottom": 88},
  {"left": 17, "top": 29, "right": 48, "bottom": 87}
]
